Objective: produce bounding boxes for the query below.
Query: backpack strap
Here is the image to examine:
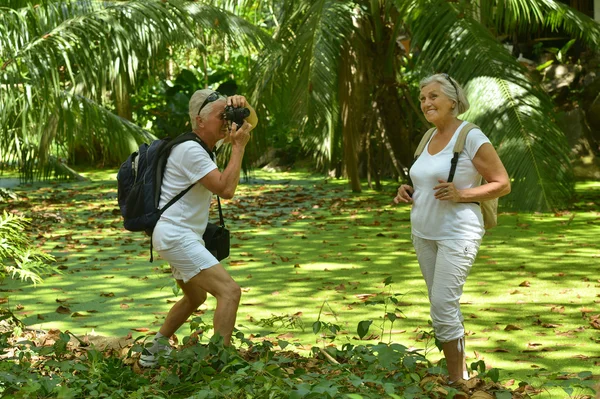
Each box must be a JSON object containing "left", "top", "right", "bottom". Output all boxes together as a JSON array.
[
  {"left": 447, "top": 122, "right": 479, "bottom": 183},
  {"left": 407, "top": 127, "right": 436, "bottom": 188},
  {"left": 183, "top": 133, "right": 225, "bottom": 228},
  {"left": 159, "top": 132, "right": 225, "bottom": 228},
  {"left": 413, "top": 128, "right": 436, "bottom": 159}
]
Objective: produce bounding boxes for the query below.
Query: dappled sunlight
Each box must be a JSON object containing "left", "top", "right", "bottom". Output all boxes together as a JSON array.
[
  {"left": 291, "top": 262, "right": 365, "bottom": 271},
  {"left": 1, "top": 173, "right": 598, "bottom": 387}
]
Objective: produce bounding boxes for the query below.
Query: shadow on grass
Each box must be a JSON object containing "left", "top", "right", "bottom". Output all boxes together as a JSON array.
[{"left": 0, "top": 172, "right": 598, "bottom": 385}]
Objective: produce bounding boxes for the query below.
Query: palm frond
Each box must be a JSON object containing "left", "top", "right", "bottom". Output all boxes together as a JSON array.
[
  {"left": 464, "top": 77, "right": 572, "bottom": 211},
  {"left": 52, "top": 92, "right": 156, "bottom": 164},
  {"left": 186, "top": 2, "right": 273, "bottom": 53},
  {"left": 0, "top": 211, "right": 56, "bottom": 286},
  {"left": 4, "top": 254, "right": 58, "bottom": 287},
  {"left": 406, "top": 0, "right": 574, "bottom": 210},
  {"left": 1, "top": 0, "right": 273, "bottom": 180},
  {"left": 249, "top": 0, "right": 357, "bottom": 166},
  {"left": 541, "top": 0, "right": 600, "bottom": 45},
  {"left": 0, "top": 212, "right": 29, "bottom": 261},
  {"left": 478, "top": 0, "right": 600, "bottom": 46}
]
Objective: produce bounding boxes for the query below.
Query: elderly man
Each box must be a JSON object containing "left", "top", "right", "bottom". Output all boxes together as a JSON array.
[{"left": 141, "top": 90, "right": 257, "bottom": 367}]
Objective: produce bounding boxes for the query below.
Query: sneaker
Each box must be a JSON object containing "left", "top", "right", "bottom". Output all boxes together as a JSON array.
[{"left": 139, "top": 344, "right": 172, "bottom": 368}]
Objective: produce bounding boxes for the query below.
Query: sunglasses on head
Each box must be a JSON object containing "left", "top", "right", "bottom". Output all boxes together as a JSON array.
[
  {"left": 197, "top": 91, "right": 223, "bottom": 116},
  {"left": 442, "top": 73, "right": 459, "bottom": 97}
]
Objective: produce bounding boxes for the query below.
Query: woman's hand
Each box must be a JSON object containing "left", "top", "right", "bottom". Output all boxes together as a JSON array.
[
  {"left": 434, "top": 179, "right": 460, "bottom": 202},
  {"left": 394, "top": 184, "right": 414, "bottom": 203}
]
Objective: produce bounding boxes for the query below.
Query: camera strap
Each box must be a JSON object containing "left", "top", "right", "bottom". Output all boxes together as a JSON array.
[{"left": 190, "top": 132, "right": 226, "bottom": 229}]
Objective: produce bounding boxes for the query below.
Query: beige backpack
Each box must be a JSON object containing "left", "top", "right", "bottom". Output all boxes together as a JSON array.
[{"left": 413, "top": 123, "right": 498, "bottom": 229}]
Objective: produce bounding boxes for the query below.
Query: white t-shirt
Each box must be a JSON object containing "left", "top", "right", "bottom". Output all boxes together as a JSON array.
[
  {"left": 152, "top": 141, "right": 217, "bottom": 251},
  {"left": 409, "top": 121, "right": 491, "bottom": 240}
]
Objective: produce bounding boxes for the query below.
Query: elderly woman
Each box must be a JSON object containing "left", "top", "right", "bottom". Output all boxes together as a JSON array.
[{"left": 394, "top": 74, "right": 510, "bottom": 383}]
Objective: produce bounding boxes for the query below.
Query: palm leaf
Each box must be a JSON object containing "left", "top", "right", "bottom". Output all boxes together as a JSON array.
[
  {"left": 405, "top": 0, "right": 578, "bottom": 210},
  {"left": 0, "top": 0, "right": 272, "bottom": 180},
  {"left": 479, "top": 0, "right": 600, "bottom": 45},
  {"left": 249, "top": 0, "right": 357, "bottom": 167}
]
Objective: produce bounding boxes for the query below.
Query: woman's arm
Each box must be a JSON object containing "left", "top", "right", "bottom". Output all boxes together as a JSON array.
[{"left": 457, "top": 143, "right": 511, "bottom": 202}]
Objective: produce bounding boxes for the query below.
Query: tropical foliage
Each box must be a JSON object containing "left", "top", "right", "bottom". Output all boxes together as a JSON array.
[
  {"left": 248, "top": 0, "right": 600, "bottom": 210},
  {"left": 1, "top": 318, "right": 596, "bottom": 398},
  {"left": 0, "top": 0, "right": 269, "bottom": 177},
  {"left": 0, "top": 210, "right": 56, "bottom": 286},
  {"left": 1, "top": 0, "right": 599, "bottom": 210}
]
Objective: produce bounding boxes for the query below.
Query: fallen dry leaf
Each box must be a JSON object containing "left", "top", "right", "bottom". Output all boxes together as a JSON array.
[
  {"left": 505, "top": 324, "right": 522, "bottom": 331},
  {"left": 471, "top": 391, "right": 494, "bottom": 399},
  {"left": 542, "top": 322, "right": 561, "bottom": 328},
  {"left": 56, "top": 306, "right": 71, "bottom": 314}
]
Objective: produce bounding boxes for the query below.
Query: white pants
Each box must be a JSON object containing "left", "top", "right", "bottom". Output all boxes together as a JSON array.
[{"left": 412, "top": 236, "right": 481, "bottom": 343}]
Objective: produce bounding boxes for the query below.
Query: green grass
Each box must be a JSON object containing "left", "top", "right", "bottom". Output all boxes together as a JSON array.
[{"left": 1, "top": 169, "right": 599, "bottom": 395}]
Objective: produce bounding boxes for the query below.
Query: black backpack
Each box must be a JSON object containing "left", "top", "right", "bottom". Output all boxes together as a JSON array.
[
  {"left": 117, "top": 132, "right": 206, "bottom": 235},
  {"left": 118, "top": 132, "right": 230, "bottom": 262}
]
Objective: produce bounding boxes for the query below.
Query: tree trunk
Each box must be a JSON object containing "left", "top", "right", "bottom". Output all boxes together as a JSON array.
[
  {"left": 375, "top": 78, "right": 413, "bottom": 173},
  {"left": 165, "top": 46, "right": 174, "bottom": 80},
  {"left": 339, "top": 52, "right": 362, "bottom": 192},
  {"left": 115, "top": 72, "right": 132, "bottom": 121},
  {"left": 367, "top": 9, "right": 413, "bottom": 176},
  {"left": 342, "top": 104, "right": 361, "bottom": 192}
]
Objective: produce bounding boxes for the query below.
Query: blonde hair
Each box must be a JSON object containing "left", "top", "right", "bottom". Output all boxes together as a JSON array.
[
  {"left": 419, "top": 74, "right": 470, "bottom": 116},
  {"left": 188, "top": 89, "right": 225, "bottom": 129}
]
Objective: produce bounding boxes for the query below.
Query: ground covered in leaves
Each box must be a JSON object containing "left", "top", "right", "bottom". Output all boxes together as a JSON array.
[
  {"left": 0, "top": 308, "right": 542, "bottom": 398},
  {"left": 1, "top": 169, "right": 599, "bottom": 398}
]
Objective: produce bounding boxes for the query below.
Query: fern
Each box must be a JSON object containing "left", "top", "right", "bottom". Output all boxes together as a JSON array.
[{"left": 0, "top": 212, "right": 57, "bottom": 286}]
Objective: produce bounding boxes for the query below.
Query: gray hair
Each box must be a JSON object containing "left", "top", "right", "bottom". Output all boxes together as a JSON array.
[
  {"left": 189, "top": 89, "right": 225, "bottom": 129},
  {"left": 419, "top": 74, "right": 470, "bottom": 116}
]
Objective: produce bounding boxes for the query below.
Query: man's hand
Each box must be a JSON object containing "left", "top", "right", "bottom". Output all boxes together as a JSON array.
[
  {"left": 229, "top": 121, "right": 252, "bottom": 149},
  {"left": 226, "top": 95, "right": 258, "bottom": 131},
  {"left": 227, "top": 95, "right": 248, "bottom": 108}
]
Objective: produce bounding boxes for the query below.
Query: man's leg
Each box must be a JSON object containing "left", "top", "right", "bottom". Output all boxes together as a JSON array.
[
  {"left": 159, "top": 283, "right": 208, "bottom": 338},
  {"left": 178, "top": 263, "right": 241, "bottom": 345},
  {"left": 140, "top": 277, "right": 208, "bottom": 367}
]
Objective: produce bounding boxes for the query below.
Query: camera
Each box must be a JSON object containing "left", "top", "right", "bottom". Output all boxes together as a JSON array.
[{"left": 223, "top": 105, "right": 250, "bottom": 130}]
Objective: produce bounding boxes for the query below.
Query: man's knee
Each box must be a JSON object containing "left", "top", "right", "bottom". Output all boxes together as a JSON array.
[
  {"left": 189, "top": 290, "right": 207, "bottom": 309},
  {"left": 225, "top": 282, "right": 241, "bottom": 303},
  {"left": 213, "top": 280, "right": 241, "bottom": 305}
]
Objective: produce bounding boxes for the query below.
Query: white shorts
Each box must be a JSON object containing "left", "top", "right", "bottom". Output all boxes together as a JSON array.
[{"left": 156, "top": 240, "right": 219, "bottom": 284}]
